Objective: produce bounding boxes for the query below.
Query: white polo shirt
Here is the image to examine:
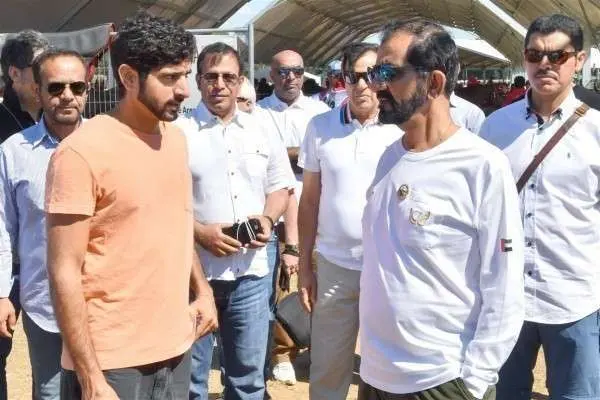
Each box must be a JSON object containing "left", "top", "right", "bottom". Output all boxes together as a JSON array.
[
  {"left": 480, "top": 90, "right": 600, "bottom": 324},
  {"left": 360, "top": 128, "right": 524, "bottom": 399},
  {"left": 258, "top": 93, "right": 330, "bottom": 198},
  {"left": 298, "top": 103, "right": 402, "bottom": 270},
  {"left": 176, "top": 103, "right": 293, "bottom": 281},
  {"left": 450, "top": 93, "right": 485, "bottom": 134}
]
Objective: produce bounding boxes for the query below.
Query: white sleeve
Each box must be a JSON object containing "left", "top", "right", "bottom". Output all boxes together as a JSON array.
[
  {"left": 461, "top": 154, "right": 524, "bottom": 399},
  {"left": 0, "top": 148, "right": 17, "bottom": 297},
  {"left": 298, "top": 118, "right": 320, "bottom": 172},
  {"left": 265, "top": 127, "right": 294, "bottom": 194}
]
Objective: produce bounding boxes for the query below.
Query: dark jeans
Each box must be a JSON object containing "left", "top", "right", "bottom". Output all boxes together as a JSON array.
[
  {"left": 60, "top": 351, "right": 191, "bottom": 400},
  {"left": 359, "top": 378, "right": 496, "bottom": 400},
  {"left": 0, "top": 278, "right": 21, "bottom": 400}
]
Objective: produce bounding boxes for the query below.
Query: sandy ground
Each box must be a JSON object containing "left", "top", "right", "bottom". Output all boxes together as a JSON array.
[{"left": 6, "top": 320, "right": 549, "bottom": 400}]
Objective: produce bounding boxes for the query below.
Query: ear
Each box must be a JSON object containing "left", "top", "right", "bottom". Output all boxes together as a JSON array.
[
  {"left": 269, "top": 69, "right": 277, "bottom": 82},
  {"left": 8, "top": 65, "right": 20, "bottom": 83},
  {"left": 117, "top": 64, "right": 139, "bottom": 94},
  {"left": 428, "top": 70, "right": 446, "bottom": 99},
  {"left": 34, "top": 82, "right": 41, "bottom": 100},
  {"left": 575, "top": 50, "right": 587, "bottom": 73}
]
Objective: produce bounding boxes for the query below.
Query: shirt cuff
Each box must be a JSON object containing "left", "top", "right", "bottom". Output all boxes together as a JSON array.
[{"left": 461, "top": 374, "right": 489, "bottom": 400}]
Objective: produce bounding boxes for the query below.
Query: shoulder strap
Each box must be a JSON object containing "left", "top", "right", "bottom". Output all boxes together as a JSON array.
[{"left": 516, "top": 103, "right": 590, "bottom": 193}]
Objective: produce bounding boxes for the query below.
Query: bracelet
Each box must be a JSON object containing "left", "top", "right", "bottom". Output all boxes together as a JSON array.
[
  {"left": 263, "top": 215, "right": 275, "bottom": 231},
  {"left": 282, "top": 244, "right": 300, "bottom": 257}
]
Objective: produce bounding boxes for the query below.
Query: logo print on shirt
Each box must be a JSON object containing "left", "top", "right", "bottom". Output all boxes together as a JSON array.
[
  {"left": 500, "top": 238, "right": 513, "bottom": 252},
  {"left": 397, "top": 184, "right": 410, "bottom": 200},
  {"left": 409, "top": 208, "right": 431, "bottom": 226}
]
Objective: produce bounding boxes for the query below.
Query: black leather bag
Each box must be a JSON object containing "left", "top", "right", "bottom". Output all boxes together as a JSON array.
[{"left": 275, "top": 292, "right": 311, "bottom": 348}]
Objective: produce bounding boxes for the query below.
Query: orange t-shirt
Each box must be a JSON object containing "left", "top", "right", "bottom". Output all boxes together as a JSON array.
[{"left": 45, "top": 114, "right": 195, "bottom": 370}]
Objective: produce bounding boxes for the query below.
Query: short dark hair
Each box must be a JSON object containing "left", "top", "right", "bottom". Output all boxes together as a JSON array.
[
  {"left": 514, "top": 75, "right": 526, "bottom": 88},
  {"left": 196, "top": 42, "right": 243, "bottom": 76},
  {"left": 32, "top": 49, "right": 86, "bottom": 85},
  {"left": 525, "top": 14, "right": 584, "bottom": 51},
  {"left": 341, "top": 43, "right": 378, "bottom": 73},
  {"left": 1, "top": 30, "right": 50, "bottom": 85},
  {"left": 380, "top": 19, "right": 460, "bottom": 97},
  {"left": 111, "top": 11, "right": 196, "bottom": 94}
]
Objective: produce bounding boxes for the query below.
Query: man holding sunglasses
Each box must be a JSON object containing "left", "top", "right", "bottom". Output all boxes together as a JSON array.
[
  {"left": 0, "top": 48, "right": 87, "bottom": 400},
  {"left": 297, "top": 42, "right": 401, "bottom": 400},
  {"left": 358, "top": 19, "right": 524, "bottom": 400},
  {"left": 257, "top": 50, "right": 329, "bottom": 386},
  {"left": 481, "top": 14, "right": 600, "bottom": 400}
]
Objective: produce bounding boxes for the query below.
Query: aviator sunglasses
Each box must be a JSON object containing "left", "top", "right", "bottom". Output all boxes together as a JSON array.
[
  {"left": 343, "top": 71, "right": 369, "bottom": 85},
  {"left": 47, "top": 81, "right": 87, "bottom": 96},
  {"left": 277, "top": 67, "right": 304, "bottom": 78},
  {"left": 524, "top": 49, "right": 578, "bottom": 65},
  {"left": 201, "top": 72, "right": 240, "bottom": 86}
]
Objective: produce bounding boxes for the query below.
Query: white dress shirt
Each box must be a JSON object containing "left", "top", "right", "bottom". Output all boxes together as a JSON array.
[
  {"left": 257, "top": 93, "right": 329, "bottom": 198},
  {"left": 298, "top": 103, "right": 402, "bottom": 270},
  {"left": 0, "top": 117, "right": 70, "bottom": 332},
  {"left": 450, "top": 93, "right": 486, "bottom": 134},
  {"left": 360, "top": 129, "right": 524, "bottom": 399},
  {"left": 480, "top": 90, "right": 600, "bottom": 324},
  {"left": 176, "top": 103, "right": 292, "bottom": 281}
]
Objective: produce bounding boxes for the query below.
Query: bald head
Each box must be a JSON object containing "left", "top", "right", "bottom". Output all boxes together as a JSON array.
[{"left": 270, "top": 50, "right": 305, "bottom": 105}]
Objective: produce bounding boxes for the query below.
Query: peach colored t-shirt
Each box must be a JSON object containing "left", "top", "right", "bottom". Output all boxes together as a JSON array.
[{"left": 45, "top": 114, "right": 195, "bottom": 370}]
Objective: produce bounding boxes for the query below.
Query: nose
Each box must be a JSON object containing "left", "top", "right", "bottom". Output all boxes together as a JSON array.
[
  {"left": 175, "top": 75, "right": 190, "bottom": 99},
  {"left": 60, "top": 85, "right": 75, "bottom": 101}
]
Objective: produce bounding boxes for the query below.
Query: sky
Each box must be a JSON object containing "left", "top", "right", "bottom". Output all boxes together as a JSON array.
[{"left": 221, "top": 0, "right": 527, "bottom": 61}]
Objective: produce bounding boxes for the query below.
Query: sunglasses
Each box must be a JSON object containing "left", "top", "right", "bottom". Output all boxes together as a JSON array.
[
  {"left": 236, "top": 97, "right": 251, "bottom": 103},
  {"left": 367, "top": 63, "right": 424, "bottom": 84},
  {"left": 277, "top": 67, "right": 304, "bottom": 78},
  {"left": 524, "top": 49, "right": 578, "bottom": 65},
  {"left": 47, "top": 81, "right": 87, "bottom": 96},
  {"left": 201, "top": 72, "right": 240, "bottom": 86},
  {"left": 343, "top": 71, "right": 369, "bottom": 85}
]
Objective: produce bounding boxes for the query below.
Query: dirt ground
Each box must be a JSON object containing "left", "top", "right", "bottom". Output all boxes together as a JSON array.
[{"left": 6, "top": 321, "right": 550, "bottom": 400}]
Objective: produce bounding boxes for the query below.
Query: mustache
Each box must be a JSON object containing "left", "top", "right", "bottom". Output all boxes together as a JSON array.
[{"left": 536, "top": 69, "right": 555, "bottom": 78}]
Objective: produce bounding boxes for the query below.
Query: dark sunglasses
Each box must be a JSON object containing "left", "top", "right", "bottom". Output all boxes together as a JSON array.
[
  {"left": 277, "top": 67, "right": 304, "bottom": 78},
  {"left": 201, "top": 72, "right": 239, "bottom": 86},
  {"left": 524, "top": 49, "right": 578, "bottom": 65},
  {"left": 343, "top": 71, "right": 369, "bottom": 85},
  {"left": 47, "top": 81, "right": 87, "bottom": 96},
  {"left": 367, "top": 63, "right": 429, "bottom": 84}
]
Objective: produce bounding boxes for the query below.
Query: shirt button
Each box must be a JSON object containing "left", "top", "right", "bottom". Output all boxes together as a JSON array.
[
  {"left": 529, "top": 183, "right": 536, "bottom": 190},
  {"left": 526, "top": 212, "right": 533, "bottom": 218},
  {"left": 527, "top": 271, "right": 533, "bottom": 276},
  {"left": 527, "top": 241, "right": 534, "bottom": 247},
  {"left": 230, "top": 172, "right": 234, "bottom": 176},
  {"left": 228, "top": 150, "right": 232, "bottom": 154},
  {"left": 234, "top": 195, "right": 238, "bottom": 199}
]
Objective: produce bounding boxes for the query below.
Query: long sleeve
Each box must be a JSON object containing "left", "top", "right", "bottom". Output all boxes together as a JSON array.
[
  {"left": 0, "top": 148, "right": 18, "bottom": 297},
  {"left": 461, "top": 154, "right": 525, "bottom": 399}
]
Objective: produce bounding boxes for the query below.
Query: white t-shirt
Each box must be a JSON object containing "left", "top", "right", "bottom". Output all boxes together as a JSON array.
[
  {"left": 298, "top": 104, "right": 402, "bottom": 270},
  {"left": 450, "top": 93, "right": 485, "bottom": 134},
  {"left": 360, "top": 128, "right": 524, "bottom": 399}
]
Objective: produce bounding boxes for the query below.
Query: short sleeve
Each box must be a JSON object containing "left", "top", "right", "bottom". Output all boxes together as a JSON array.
[
  {"left": 298, "top": 118, "right": 320, "bottom": 172},
  {"left": 45, "top": 145, "right": 96, "bottom": 216}
]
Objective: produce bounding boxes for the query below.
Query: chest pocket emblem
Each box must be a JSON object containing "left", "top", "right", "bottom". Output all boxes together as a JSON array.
[
  {"left": 409, "top": 208, "right": 431, "bottom": 226},
  {"left": 397, "top": 184, "right": 410, "bottom": 200}
]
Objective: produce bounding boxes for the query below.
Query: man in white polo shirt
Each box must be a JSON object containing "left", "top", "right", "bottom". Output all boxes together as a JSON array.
[
  {"left": 359, "top": 20, "right": 524, "bottom": 400},
  {"left": 297, "top": 42, "right": 402, "bottom": 400},
  {"left": 258, "top": 49, "right": 329, "bottom": 384},
  {"left": 481, "top": 14, "right": 600, "bottom": 400},
  {"left": 179, "top": 42, "right": 292, "bottom": 400}
]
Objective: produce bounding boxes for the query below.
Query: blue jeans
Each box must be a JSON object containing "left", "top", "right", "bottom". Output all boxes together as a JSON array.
[
  {"left": 0, "top": 278, "right": 20, "bottom": 400},
  {"left": 497, "top": 310, "right": 600, "bottom": 400},
  {"left": 189, "top": 275, "right": 270, "bottom": 400},
  {"left": 22, "top": 312, "right": 61, "bottom": 400}
]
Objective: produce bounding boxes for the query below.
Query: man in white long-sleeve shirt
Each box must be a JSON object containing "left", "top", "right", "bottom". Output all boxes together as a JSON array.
[
  {"left": 481, "top": 14, "right": 600, "bottom": 400},
  {"left": 359, "top": 20, "right": 524, "bottom": 400}
]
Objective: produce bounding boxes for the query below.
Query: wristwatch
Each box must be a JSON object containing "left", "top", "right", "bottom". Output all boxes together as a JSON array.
[{"left": 282, "top": 244, "right": 300, "bottom": 257}]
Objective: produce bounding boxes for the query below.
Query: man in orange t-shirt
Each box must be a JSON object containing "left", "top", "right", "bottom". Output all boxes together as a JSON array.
[{"left": 44, "top": 12, "right": 217, "bottom": 400}]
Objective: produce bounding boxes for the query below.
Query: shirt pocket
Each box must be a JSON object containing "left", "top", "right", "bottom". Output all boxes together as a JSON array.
[{"left": 239, "top": 142, "right": 270, "bottom": 180}]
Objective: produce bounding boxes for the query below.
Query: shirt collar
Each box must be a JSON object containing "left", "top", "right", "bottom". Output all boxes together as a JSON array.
[
  {"left": 339, "top": 98, "right": 379, "bottom": 128},
  {"left": 192, "top": 102, "right": 246, "bottom": 129},
  {"left": 30, "top": 115, "right": 61, "bottom": 148},
  {"left": 524, "top": 89, "right": 578, "bottom": 124},
  {"left": 267, "top": 93, "right": 308, "bottom": 111}
]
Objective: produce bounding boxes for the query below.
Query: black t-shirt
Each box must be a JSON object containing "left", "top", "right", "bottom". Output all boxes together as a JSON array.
[{"left": 0, "top": 85, "right": 36, "bottom": 143}]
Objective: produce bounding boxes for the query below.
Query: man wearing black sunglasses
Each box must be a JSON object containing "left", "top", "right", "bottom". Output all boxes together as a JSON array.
[
  {"left": 0, "top": 48, "right": 87, "bottom": 400},
  {"left": 359, "top": 19, "right": 524, "bottom": 400},
  {"left": 481, "top": 14, "right": 600, "bottom": 400}
]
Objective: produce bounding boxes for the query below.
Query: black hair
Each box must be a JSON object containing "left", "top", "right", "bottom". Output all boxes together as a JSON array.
[
  {"left": 380, "top": 19, "right": 459, "bottom": 97},
  {"left": 513, "top": 75, "right": 526, "bottom": 88},
  {"left": 1, "top": 30, "right": 50, "bottom": 85},
  {"left": 32, "top": 48, "right": 86, "bottom": 85},
  {"left": 110, "top": 11, "right": 196, "bottom": 95},
  {"left": 525, "top": 14, "right": 584, "bottom": 51},
  {"left": 341, "top": 42, "right": 378, "bottom": 74},
  {"left": 196, "top": 42, "right": 243, "bottom": 76}
]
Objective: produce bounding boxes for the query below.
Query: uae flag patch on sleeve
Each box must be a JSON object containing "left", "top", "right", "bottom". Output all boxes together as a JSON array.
[{"left": 500, "top": 238, "right": 513, "bottom": 252}]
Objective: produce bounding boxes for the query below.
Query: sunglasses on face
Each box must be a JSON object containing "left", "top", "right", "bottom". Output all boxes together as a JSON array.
[
  {"left": 524, "top": 49, "right": 578, "bottom": 65},
  {"left": 343, "top": 71, "right": 369, "bottom": 85},
  {"left": 201, "top": 72, "right": 239, "bottom": 86},
  {"left": 367, "top": 63, "right": 421, "bottom": 84},
  {"left": 277, "top": 67, "right": 304, "bottom": 78},
  {"left": 47, "top": 81, "right": 87, "bottom": 96}
]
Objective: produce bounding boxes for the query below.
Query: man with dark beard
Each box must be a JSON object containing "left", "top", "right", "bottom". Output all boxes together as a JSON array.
[
  {"left": 44, "top": 13, "right": 217, "bottom": 400},
  {"left": 358, "top": 20, "right": 525, "bottom": 400}
]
